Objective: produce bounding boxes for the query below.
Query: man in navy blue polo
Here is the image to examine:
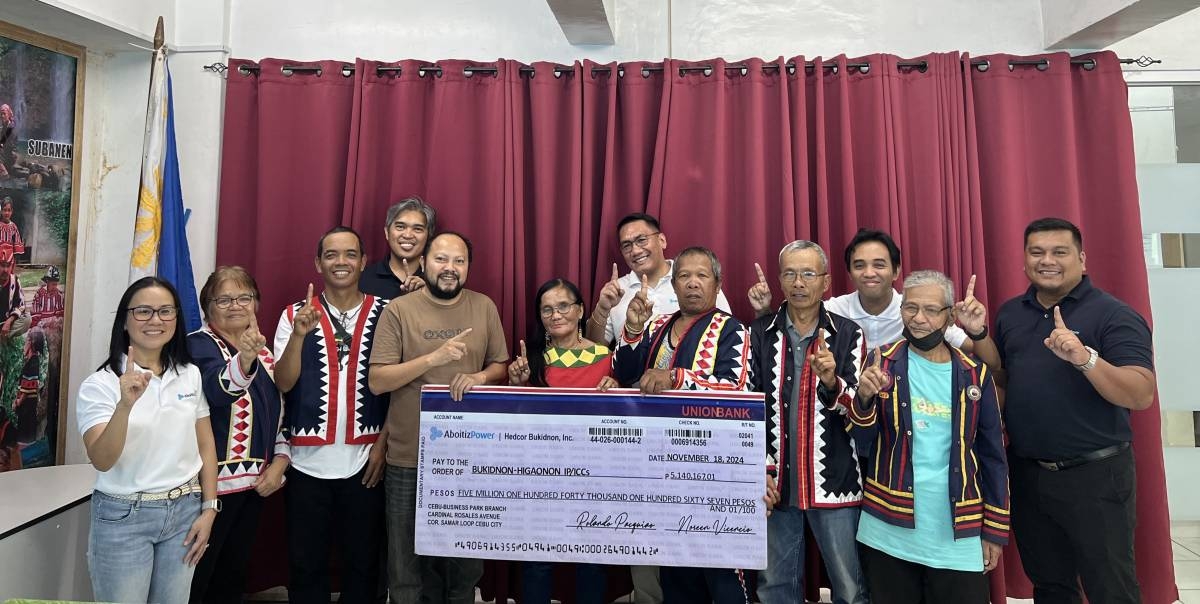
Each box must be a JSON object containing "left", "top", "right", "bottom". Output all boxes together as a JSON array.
[{"left": 987, "top": 217, "right": 1156, "bottom": 604}]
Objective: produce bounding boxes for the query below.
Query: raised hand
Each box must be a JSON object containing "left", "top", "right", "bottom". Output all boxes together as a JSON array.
[
  {"left": 748, "top": 262, "right": 774, "bottom": 316},
  {"left": 955, "top": 274, "right": 988, "bottom": 337},
  {"left": 118, "top": 347, "right": 152, "bottom": 407},
  {"left": 292, "top": 283, "right": 321, "bottom": 335},
  {"left": 624, "top": 273, "right": 654, "bottom": 335},
  {"left": 807, "top": 329, "right": 837, "bottom": 388},
  {"left": 596, "top": 263, "right": 625, "bottom": 314},
  {"left": 401, "top": 258, "right": 425, "bottom": 292},
  {"left": 857, "top": 347, "right": 888, "bottom": 402},
  {"left": 237, "top": 313, "right": 267, "bottom": 374},
  {"left": 1044, "top": 306, "right": 1089, "bottom": 365},
  {"left": 508, "top": 339, "right": 531, "bottom": 385},
  {"left": 430, "top": 328, "right": 472, "bottom": 367}
]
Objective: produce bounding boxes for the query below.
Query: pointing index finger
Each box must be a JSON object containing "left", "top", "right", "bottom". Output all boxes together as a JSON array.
[
  {"left": 873, "top": 347, "right": 883, "bottom": 369},
  {"left": 125, "top": 346, "right": 135, "bottom": 374},
  {"left": 965, "top": 274, "right": 977, "bottom": 300},
  {"left": 639, "top": 273, "right": 650, "bottom": 296},
  {"left": 611, "top": 263, "right": 620, "bottom": 283},
  {"left": 451, "top": 327, "right": 473, "bottom": 342},
  {"left": 816, "top": 328, "right": 828, "bottom": 350},
  {"left": 754, "top": 262, "right": 768, "bottom": 285},
  {"left": 519, "top": 339, "right": 527, "bottom": 358},
  {"left": 1053, "top": 305, "right": 1067, "bottom": 329},
  {"left": 402, "top": 258, "right": 410, "bottom": 275},
  {"left": 305, "top": 283, "right": 314, "bottom": 306}
]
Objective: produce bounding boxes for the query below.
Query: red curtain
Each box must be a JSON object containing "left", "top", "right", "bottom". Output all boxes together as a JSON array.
[{"left": 216, "top": 50, "right": 1177, "bottom": 603}]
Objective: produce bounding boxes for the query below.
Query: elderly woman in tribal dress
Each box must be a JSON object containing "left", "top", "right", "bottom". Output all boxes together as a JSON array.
[{"left": 188, "top": 266, "right": 290, "bottom": 604}]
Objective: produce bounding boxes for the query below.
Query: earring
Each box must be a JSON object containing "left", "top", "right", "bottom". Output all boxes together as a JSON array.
[
  {"left": 545, "top": 332, "right": 551, "bottom": 347},
  {"left": 577, "top": 325, "right": 583, "bottom": 343}
]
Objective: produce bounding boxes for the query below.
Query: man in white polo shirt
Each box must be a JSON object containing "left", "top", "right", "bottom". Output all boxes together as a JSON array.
[
  {"left": 587, "top": 213, "right": 731, "bottom": 347},
  {"left": 750, "top": 229, "right": 974, "bottom": 351}
]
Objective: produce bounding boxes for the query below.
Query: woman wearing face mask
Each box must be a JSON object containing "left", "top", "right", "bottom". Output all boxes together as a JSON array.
[
  {"left": 508, "top": 277, "right": 617, "bottom": 604},
  {"left": 76, "top": 277, "right": 218, "bottom": 603},
  {"left": 188, "top": 267, "right": 289, "bottom": 604},
  {"left": 847, "top": 270, "right": 1009, "bottom": 604}
]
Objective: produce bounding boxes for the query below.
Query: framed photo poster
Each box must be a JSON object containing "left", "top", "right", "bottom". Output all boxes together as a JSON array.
[{"left": 0, "top": 21, "right": 84, "bottom": 471}]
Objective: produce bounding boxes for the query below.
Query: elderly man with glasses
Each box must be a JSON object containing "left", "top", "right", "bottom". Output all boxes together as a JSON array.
[{"left": 748, "top": 240, "right": 870, "bottom": 604}]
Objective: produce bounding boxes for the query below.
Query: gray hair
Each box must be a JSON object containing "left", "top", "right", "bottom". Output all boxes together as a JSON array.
[
  {"left": 672, "top": 246, "right": 723, "bottom": 282},
  {"left": 902, "top": 270, "right": 955, "bottom": 307},
  {"left": 778, "top": 240, "right": 828, "bottom": 271},
  {"left": 385, "top": 196, "right": 437, "bottom": 234}
]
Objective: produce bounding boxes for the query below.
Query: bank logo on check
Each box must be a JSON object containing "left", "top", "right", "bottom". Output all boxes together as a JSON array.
[{"left": 430, "top": 426, "right": 444, "bottom": 441}]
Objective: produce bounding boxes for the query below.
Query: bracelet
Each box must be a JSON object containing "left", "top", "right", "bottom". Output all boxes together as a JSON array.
[
  {"left": 624, "top": 325, "right": 644, "bottom": 338},
  {"left": 589, "top": 312, "right": 608, "bottom": 326},
  {"left": 967, "top": 325, "right": 989, "bottom": 341}
]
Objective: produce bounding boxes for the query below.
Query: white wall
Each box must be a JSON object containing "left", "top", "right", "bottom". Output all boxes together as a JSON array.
[
  {"left": 227, "top": 0, "right": 1046, "bottom": 63},
  {"left": 1109, "top": 5, "right": 1200, "bottom": 84}
]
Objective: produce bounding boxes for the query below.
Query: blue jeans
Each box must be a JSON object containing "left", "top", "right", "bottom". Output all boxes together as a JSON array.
[
  {"left": 522, "top": 561, "right": 607, "bottom": 604},
  {"left": 757, "top": 505, "right": 868, "bottom": 604},
  {"left": 88, "top": 489, "right": 202, "bottom": 603}
]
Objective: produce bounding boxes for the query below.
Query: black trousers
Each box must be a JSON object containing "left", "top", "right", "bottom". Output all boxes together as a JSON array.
[
  {"left": 189, "top": 489, "right": 265, "bottom": 604},
  {"left": 1009, "top": 447, "right": 1140, "bottom": 604},
  {"left": 857, "top": 543, "right": 988, "bottom": 604},
  {"left": 285, "top": 467, "right": 384, "bottom": 604},
  {"left": 661, "top": 566, "right": 750, "bottom": 604}
]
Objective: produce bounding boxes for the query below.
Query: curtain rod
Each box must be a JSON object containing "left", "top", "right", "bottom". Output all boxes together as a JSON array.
[{"left": 204, "top": 56, "right": 1160, "bottom": 78}]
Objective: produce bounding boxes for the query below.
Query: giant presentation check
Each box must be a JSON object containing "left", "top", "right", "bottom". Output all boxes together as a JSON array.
[{"left": 415, "top": 385, "right": 768, "bottom": 569}]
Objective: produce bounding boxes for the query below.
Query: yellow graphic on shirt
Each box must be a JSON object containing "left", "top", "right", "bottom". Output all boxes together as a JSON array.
[{"left": 913, "top": 397, "right": 952, "bottom": 420}]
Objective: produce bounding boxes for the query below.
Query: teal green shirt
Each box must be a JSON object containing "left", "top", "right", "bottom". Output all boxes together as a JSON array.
[{"left": 857, "top": 349, "right": 983, "bottom": 571}]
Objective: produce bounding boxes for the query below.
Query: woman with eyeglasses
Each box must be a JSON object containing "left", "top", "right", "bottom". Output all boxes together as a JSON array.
[
  {"left": 187, "top": 267, "right": 290, "bottom": 603},
  {"left": 508, "top": 277, "right": 617, "bottom": 604},
  {"left": 76, "top": 277, "right": 218, "bottom": 603}
]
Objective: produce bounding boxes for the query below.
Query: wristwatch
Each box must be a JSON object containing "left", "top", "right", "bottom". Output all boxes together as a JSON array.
[
  {"left": 1074, "top": 346, "right": 1098, "bottom": 372},
  {"left": 202, "top": 499, "right": 222, "bottom": 513}
]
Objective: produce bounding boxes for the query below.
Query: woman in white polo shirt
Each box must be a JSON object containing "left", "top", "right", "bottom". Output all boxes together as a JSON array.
[{"left": 76, "top": 277, "right": 219, "bottom": 603}]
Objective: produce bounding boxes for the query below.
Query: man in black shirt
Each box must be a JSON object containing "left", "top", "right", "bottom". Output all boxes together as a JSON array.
[
  {"left": 986, "top": 217, "right": 1155, "bottom": 604},
  {"left": 358, "top": 196, "right": 435, "bottom": 300}
]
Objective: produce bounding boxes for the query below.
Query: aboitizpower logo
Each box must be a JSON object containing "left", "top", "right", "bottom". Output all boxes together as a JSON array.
[{"left": 429, "top": 426, "right": 497, "bottom": 441}]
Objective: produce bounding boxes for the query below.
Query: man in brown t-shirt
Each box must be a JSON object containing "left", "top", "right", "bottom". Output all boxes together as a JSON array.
[{"left": 369, "top": 231, "right": 508, "bottom": 604}]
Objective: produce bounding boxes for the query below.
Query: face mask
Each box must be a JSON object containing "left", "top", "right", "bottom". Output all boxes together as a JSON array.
[{"left": 903, "top": 325, "right": 946, "bottom": 351}]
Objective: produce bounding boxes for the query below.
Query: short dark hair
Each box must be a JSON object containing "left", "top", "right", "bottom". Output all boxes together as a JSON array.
[
  {"left": 101, "top": 277, "right": 192, "bottom": 376},
  {"left": 844, "top": 228, "right": 901, "bottom": 271},
  {"left": 316, "top": 226, "right": 363, "bottom": 257},
  {"left": 1024, "top": 217, "right": 1083, "bottom": 250},
  {"left": 616, "top": 212, "right": 661, "bottom": 235},
  {"left": 425, "top": 231, "right": 473, "bottom": 263}
]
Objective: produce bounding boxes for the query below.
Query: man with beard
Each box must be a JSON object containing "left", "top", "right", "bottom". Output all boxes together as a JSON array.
[
  {"left": 273, "top": 226, "right": 391, "bottom": 604},
  {"left": 359, "top": 196, "right": 434, "bottom": 300},
  {"left": 369, "top": 231, "right": 509, "bottom": 604}
]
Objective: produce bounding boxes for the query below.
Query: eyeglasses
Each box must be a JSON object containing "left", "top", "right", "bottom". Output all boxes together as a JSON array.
[
  {"left": 127, "top": 306, "right": 178, "bottom": 322},
  {"left": 780, "top": 270, "right": 827, "bottom": 283},
  {"left": 212, "top": 294, "right": 256, "bottom": 309},
  {"left": 540, "top": 302, "right": 580, "bottom": 318},
  {"left": 619, "top": 232, "right": 661, "bottom": 254},
  {"left": 900, "top": 304, "right": 951, "bottom": 318}
]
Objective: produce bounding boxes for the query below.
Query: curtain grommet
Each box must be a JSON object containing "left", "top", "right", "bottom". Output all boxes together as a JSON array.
[{"left": 976, "top": 60, "right": 990, "bottom": 73}]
